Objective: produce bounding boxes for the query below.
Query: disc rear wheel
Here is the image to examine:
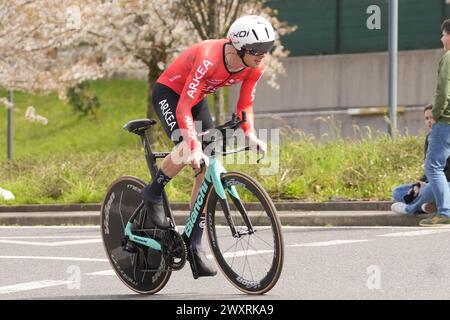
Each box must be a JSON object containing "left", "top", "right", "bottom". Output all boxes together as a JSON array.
[{"left": 100, "top": 176, "right": 171, "bottom": 294}]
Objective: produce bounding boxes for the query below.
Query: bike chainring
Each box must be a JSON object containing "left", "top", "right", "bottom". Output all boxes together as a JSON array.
[{"left": 161, "top": 229, "right": 187, "bottom": 271}]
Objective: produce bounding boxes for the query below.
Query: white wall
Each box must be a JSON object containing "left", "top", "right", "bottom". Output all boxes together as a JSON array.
[{"left": 229, "top": 49, "right": 445, "bottom": 138}]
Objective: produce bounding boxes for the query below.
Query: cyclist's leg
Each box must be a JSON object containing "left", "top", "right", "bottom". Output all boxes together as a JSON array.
[
  {"left": 144, "top": 84, "right": 212, "bottom": 228},
  {"left": 189, "top": 98, "right": 214, "bottom": 208},
  {"left": 152, "top": 84, "right": 211, "bottom": 180},
  {"left": 142, "top": 83, "right": 187, "bottom": 228},
  {"left": 188, "top": 99, "right": 217, "bottom": 277}
]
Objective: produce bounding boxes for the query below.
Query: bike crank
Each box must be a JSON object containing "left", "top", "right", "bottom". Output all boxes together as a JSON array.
[{"left": 161, "top": 229, "right": 187, "bottom": 270}]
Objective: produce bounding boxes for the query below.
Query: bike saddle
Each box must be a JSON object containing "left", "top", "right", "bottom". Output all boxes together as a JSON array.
[{"left": 123, "top": 119, "right": 157, "bottom": 135}]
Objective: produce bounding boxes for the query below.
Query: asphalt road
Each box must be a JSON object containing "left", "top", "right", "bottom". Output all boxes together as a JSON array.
[{"left": 1, "top": 225, "right": 450, "bottom": 300}]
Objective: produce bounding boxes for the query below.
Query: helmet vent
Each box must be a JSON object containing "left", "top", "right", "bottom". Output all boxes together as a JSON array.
[
  {"left": 265, "top": 28, "right": 270, "bottom": 38},
  {"left": 252, "top": 29, "right": 259, "bottom": 40}
]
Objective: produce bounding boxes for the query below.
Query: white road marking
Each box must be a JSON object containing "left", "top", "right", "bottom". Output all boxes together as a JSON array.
[
  {"left": 281, "top": 226, "right": 426, "bottom": 230},
  {"left": 206, "top": 249, "right": 275, "bottom": 260},
  {"left": 0, "top": 225, "right": 424, "bottom": 230},
  {"left": 0, "top": 255, "right": 108, "bottom": 262},
  {"left": 0, "top": 226, "right": 99, "bottom": 229},
  {"left": 86, "top": 270, "right": 115, "bottom": 276},
  {"left": 378, "top": 229, "right": 450, "bottom": 237},
  {"left": 0, "top": 280, "right": 68, "bottom": 295},
  {"left": 0, "top": 236, "right": 100, "bottom": 240},
  {"left": 0, "top": 239, "right": 102, "bottom": 246},
  {"left": 0, "top": 225, "right": 446, "bottom": 230},
  {"left": 205, "top": 240, "right": 372, "bottom": 260},
  {"left": 290, "top": 239, "right": 373, "bottom": 247}
]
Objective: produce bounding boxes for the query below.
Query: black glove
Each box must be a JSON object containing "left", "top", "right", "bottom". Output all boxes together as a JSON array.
[{"left": 403, "top": 182, "right": 421, "bottom": 204}]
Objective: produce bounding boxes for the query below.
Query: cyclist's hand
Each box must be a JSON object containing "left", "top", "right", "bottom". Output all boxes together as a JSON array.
[
  {"left": 248, "top": 132, "right": 267, "bottom": 154},
  {"left": 189, "top": 147, "right": 209, "bottom": 169}
]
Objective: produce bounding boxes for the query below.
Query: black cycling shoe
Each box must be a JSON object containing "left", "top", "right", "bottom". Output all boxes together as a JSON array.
[
  {"left": 188, "top": 249, "right": 217, "bottom": 278},
  {"left": 144, "top": 200, "right": 170, "bottom": 229}
]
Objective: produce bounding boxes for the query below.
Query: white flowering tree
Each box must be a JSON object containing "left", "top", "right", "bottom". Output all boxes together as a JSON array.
[
  {"left": 0, "top": 0, "right": 295, "bottom": 124},
  {"left": 72, "top": 1, "right": 196, "bottom": 120},
  {"left": 0, "top": 0, "right": 194, "bottom": 121},
  {"left": 0, "top": 1, "right": 104, "bottom": 95}
]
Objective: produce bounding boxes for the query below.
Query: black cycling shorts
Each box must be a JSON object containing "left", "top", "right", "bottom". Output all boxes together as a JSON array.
[{"left": 152, "top": 82, "right": 214, "bottom": 145}]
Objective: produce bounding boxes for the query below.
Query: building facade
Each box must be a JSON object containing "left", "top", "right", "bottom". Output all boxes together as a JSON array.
[{"left": 229, "top": 0, "right": 449, "bottom": 138}]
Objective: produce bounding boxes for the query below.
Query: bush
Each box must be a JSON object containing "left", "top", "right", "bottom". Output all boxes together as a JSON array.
[
  {"left": 67, "top": 81, "right": 100, "bottom": 116},
  {"left": 0, "top": 134, "right": 426, "bottom": 205}
]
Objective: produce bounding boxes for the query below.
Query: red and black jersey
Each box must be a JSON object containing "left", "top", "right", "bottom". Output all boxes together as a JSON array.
[{"left": 157, "top": 39, "right": 263, "bottom": 150}]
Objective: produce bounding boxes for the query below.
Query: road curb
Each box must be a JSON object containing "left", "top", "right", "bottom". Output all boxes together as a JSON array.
[
  {"left": 0, "top": 211, "right": 99, "bottom": 226},
  {"left": 0, "top": 201, "right": 394, "bottom": 212},
  {"left": 0, "top": 210, "right": 429, "bottom": 227}
]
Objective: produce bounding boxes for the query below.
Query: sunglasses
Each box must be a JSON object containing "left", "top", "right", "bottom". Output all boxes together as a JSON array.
[{"left": 244, "top": 49, "right": 269, "bottom": 56}]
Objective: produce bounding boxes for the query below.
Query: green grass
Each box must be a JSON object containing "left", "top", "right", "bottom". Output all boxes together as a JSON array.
[
  {"left": 0, "top": 150, "right": 194, "bottom": 204},
  {"left": 223, "top": 132, "right": 424, "bottom": 202},
  {"left": 0, "top": 79, "right": 426, "bottom": 205},
  {"left": 0, "top": 79, "right": 149, "bottom": 158}
]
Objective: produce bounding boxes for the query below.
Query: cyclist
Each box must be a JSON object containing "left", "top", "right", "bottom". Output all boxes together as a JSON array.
[{"left": 142, "top": 15, "right": 274, "bottom": 277}]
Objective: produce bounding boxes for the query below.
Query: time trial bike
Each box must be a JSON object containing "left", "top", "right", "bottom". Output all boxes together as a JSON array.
[{"left": 100, "top": 113, "right": 284, "bottom": 295}]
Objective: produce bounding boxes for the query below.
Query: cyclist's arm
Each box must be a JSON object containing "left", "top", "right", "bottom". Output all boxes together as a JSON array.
[
  {"left": 236, "top": 70, "right": 263, "bottom": 135},
  {"left": 176, "top": 57, "right": 215, "bottom": 150}
]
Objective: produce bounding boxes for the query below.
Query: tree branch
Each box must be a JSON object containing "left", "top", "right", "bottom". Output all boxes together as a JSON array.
[
  {"left": 195, "top": 0, "right": 210, "bottom": 37},
  {"left": 181, "top": 0, "right": 207, "bottom": 40}
]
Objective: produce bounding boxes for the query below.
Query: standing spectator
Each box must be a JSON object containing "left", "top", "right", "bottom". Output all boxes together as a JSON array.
[{"left": 419, "top": 20, "right": 450, "bottom": 226}]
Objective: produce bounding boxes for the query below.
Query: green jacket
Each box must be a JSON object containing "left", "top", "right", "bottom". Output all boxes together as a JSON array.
[{"left": 433, "top": 50, "right": 450, "bottom": 124}]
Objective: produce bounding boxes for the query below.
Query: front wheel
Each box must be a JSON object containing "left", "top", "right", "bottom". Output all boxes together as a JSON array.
[
  {"left": 100, "top": 176, "right": 171, "bottom": 294},
  {"left": 205, "top": 172, "right": 284, "bottom": 294}
]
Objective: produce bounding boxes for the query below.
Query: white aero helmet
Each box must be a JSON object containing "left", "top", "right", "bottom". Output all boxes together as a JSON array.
[{"left": 228, "top": 15, "right": 275, "bottom": 56}]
